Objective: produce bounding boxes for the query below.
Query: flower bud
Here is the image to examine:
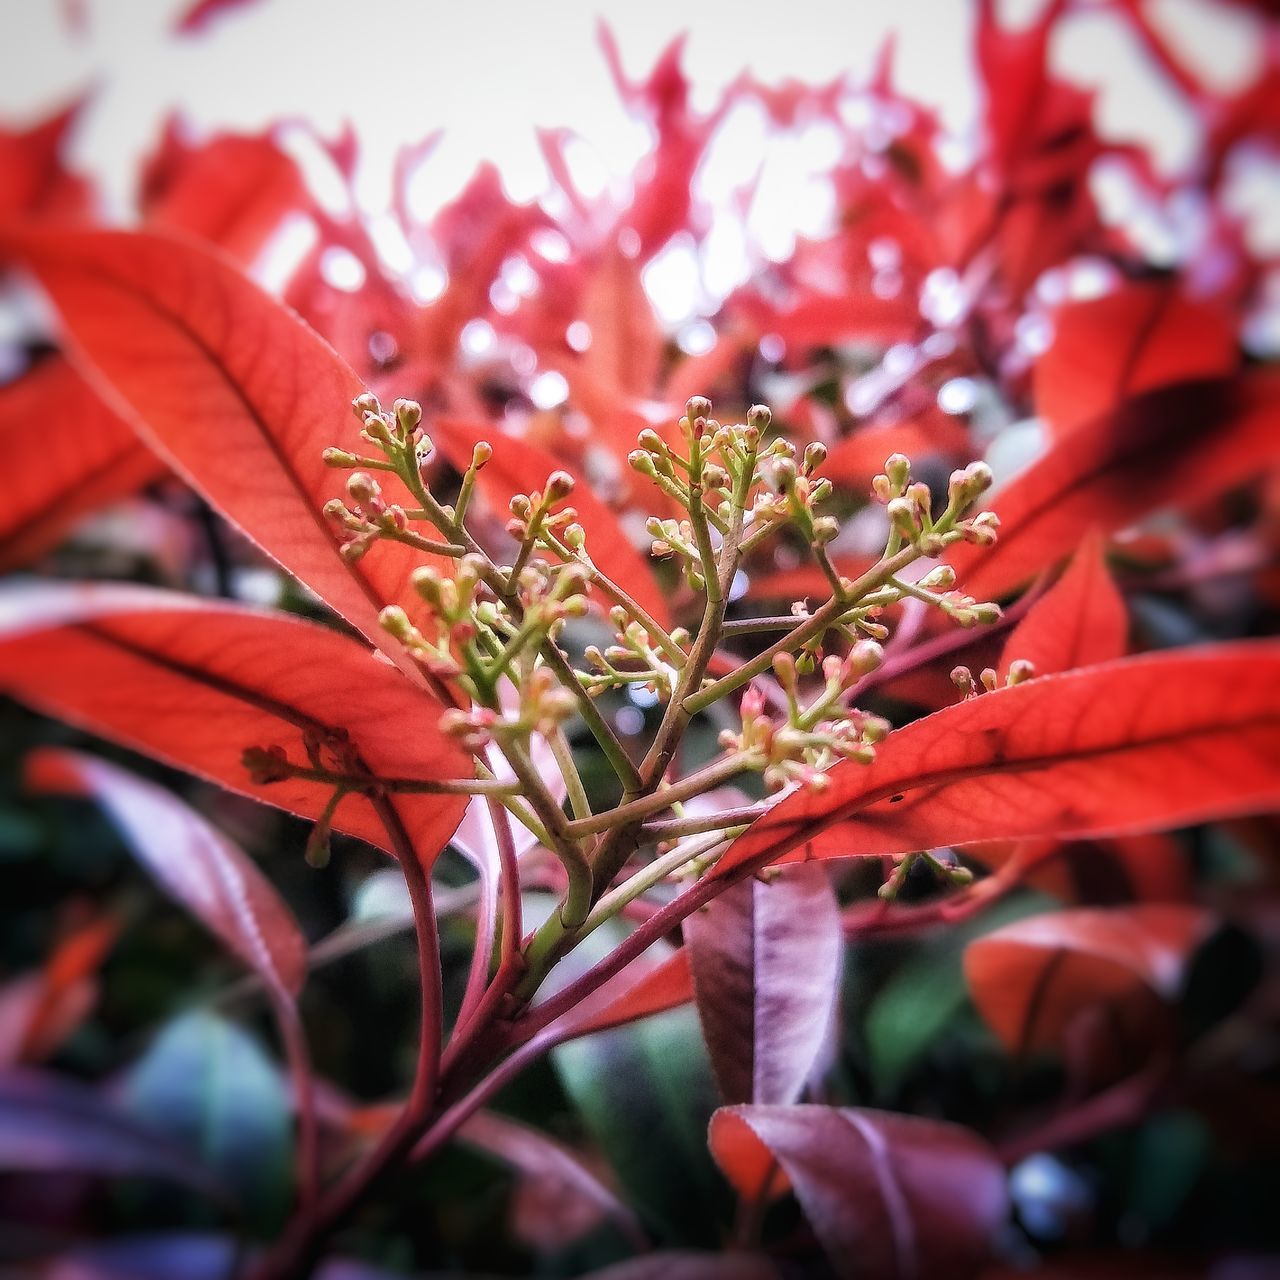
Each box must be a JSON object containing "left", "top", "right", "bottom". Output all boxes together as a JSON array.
[
  {"left": 746, "top": 404, "right": 772, "bottom": 431},
  {"left": 972, "top": 602, "right": 1002, "bottom": 624},
  {"left": 323, "top": 447, "right": 361, "bottom": 467},
  {"left": 884, "top": 453, "right": 911, "bottom": 489},
  {"left": 812, "top": 515, "right": 840, "bottom": 545},
  {"left": 545, "top": 470, "right": 575, "bottom": 502},
  {"left": 920, "top": 564, "right": 957, "bottom": 590},
  {"left": 849, "top": 639, "right": 884, "bottom": 675},
  {"left": 980, "top": 667, "right": 998, "bottom": 692},
  {"left": 394, "top": 398, "right": 423, "bottom": 431},
  {"left": 951, "top": 666, "right": 974, "bottom": 695},
  {"left": 470, "top": 441, "right": 493, "bottom": 469},
  {"left": 802, "top": 442, "right": 827, "bottom": 475},
  {"left": 629, "top": 450, "right": 658, "bottom": 477},
  {"left": 1006, "top": 658, "right": 1036, "bottom": 686},
  {"left": 871, "top": 474, "right": 894, "bottom": 504},
  {"left": 379, "top": 606, "right": 416, "bottom": 642},
  {"left": 686, "top": 396, "right": 713, "bottom": 423},
  {"left": 965, "top": 511, "right": 1000, "bottom": 545},
  {"left": 765, "top": 456, "right": 797, "bottom": 494},
  {"left": 887, "top": 496, "right": 918, "bottom": 540},
  {"left": 772, "top": 651, "right": 798, "bottom": 694},
  {"left": 346, "top": 472, "right": 380, "bottom": 506},
  {"left": 352, "top": 392, "right": 381, "bottom": 419}
]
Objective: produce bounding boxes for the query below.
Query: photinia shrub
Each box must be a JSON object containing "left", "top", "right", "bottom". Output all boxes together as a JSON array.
[{"left": 1, "top": 3, "right": 1279, "bottom": 1278}]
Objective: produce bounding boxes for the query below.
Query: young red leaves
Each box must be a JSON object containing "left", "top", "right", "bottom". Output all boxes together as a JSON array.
[
  {"left": 3, "top": 229, "right": 430, "bottom": 664},
  {"left": 963, "top": 904, "right": 1211, "bottom": 1060},
  {"left": 997, "top": 535, "right": 1127, "bottom": 680},
  {"left": 687, "top": 864, "right": 841, "bottom": 1105},
  {"left": 709, "top": 1105, "right": 1008, "bottom": 1280},
  {"left": 0, "top": 584, "right": 469, "bottom": 864},
  {"left": 0, "top": 357, "right": 166, "bottom": 572},
  {"left": 948, "top": 372, "right": 1280, "bottom": 600},
  {"left": 1034, "top": 282, "right": 1238, "bottom": 440},
  {"left": 718, "top": 644, "right": 1280, "bottom": 876}
]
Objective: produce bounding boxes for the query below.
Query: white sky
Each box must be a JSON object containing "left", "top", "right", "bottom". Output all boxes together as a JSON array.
[{"left": 1, "top": 0, "right": 1264, "bottom": 213}]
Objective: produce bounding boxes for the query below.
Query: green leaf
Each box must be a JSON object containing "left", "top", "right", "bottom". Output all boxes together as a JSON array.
[
  {"left": 863, "top": 892, "right": 1053, "bottom": 1094},
  {"left": 122, "top": 1010, "right": 291, "bottom": 1227},
  {"left": 553, "top": 1005, "right": 726, "bottom": 1245}
]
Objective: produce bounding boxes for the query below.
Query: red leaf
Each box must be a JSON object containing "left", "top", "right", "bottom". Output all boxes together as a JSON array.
[
  {"left": 554, "top": 946, "right": 694, "bottom": 1040},
  {"left": 997, "top": 535, "right": 1126, "bottom": 680},
  {"left": 0, "top": 915, "right": 117, "bottom": 1067},
  {"left": 174, "top": 0, "right": 262, "bottom": 33},
  {"left": 433, "top": 417, "right": 670, "bottom": 627},
  {"left": 948, "top": 373, "right": 1280, "bottom": 601},
  {"left": 0, "top": 103, "right": 93, "bottom": 223},
  {"left": 0, "top": 1069, "right": 222, "bottom": 1194},
  {"left": 0, "top": 357, "right": 165, "bottom": 572},
  {"left": 687, "top": 864, "right": 841, "bottom": 1104},
  {"left": 141, "top": 127, "right": 307, "bottom": 269},
  {"left": 718, "top": 643, "right": 1280, "bottom": 877},
  {"left": 0, "top": 583, "right": 468, "bottom": 865},
  {"left": 735, "top": 292, "right": 917, "bottom": 350},
  {"left": 708, "top": 1104, "right": 1008, "bottom": 1280},
  {"left": 822, "top": 415, "right": 968, "bottom": 490},
  {"left": 1034, "top": 283, "right": 1239, "bottom": 439},
  {"left": 963, "top": 905, "right": 1211, "bottom": 1056},
  {"left": 3, "top": 229, "right": 432, "bottom": 665},
  {"left": 28, "top": 750, "right": 308, "bottom": 999},
  {"left": 576, "top": 246, "right": 665, "bottom": 403}
]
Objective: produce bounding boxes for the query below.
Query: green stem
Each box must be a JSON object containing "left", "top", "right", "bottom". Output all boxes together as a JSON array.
[
  {"left": 566, "top": 752, "right": 750, "bottom": 838},
  {"left": 550, "top": 727, "right": 592, "bottom": 823},
  {"left": 575, "top": 827, "right": 742, "bottom": 940},
  {"left": 683, "top": 543, "right": 923, "bottom": 715}
]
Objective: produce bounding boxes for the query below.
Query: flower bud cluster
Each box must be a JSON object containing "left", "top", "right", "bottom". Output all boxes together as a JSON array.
[
  {"left": 950, "top": 659, "right": 1036, "bottom": 699},
  {"left": 719, "top": 645, "right": 890, "bottom": 791},
  {"left": 322, "top": 394, "right": 436, "bottom": 562},
  {"left": 439, "top": 665, "right": 577, "bottom": 752},
  {"left": 507, "top": 472, "right": 581, "bottom": 554},
  {"left": 871, "top": 453, "right": 1000, "bottom": 556},
  {"left": 580, "top": 606, "right": 686, "bottom": 699}
]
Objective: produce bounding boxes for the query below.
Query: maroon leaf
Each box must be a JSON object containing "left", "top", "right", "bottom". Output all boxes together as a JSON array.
[
  {"left": 458, "top": 1109, "right": 645, "bottom": 1249},
  {"left": 709, "top": 1104, "right": 1008, "bottom": 1280},
  {"left": 28, "top": 750, "right": 307, "bottom": 999},
  {"left": 963, "top": 904, "right": 1211, "bottom": 1056},
  {"left": 583, "top": 1253, "right": 778, "bottom": 1280},
  {"left": 687, "top": 864, "right": 841, "bottom": 1104}
]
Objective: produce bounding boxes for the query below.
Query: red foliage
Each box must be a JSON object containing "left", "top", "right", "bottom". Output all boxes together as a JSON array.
[{"left": 1, "top": 5, "right": 1278, "bottom": 1276}]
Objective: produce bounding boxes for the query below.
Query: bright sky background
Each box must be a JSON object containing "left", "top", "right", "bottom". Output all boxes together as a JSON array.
[
  {"left": 0, "top": 0, "right": 1273, "bottom": 339},
  {"left": 0, "top": 0, "right": 1265, "bottom": 211}
]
